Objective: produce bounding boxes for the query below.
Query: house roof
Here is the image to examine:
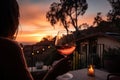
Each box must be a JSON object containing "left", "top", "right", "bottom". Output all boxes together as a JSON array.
[
  {"left": 76, "top": 25, "right": 120, "bottom": 42},
  {"left": 77, "top": 32, "right": 120, "bottom": 42}
]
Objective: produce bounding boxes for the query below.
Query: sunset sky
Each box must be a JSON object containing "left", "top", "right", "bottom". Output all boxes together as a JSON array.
[{"left": 16, "top": 0, "right": 112, "bottom": 45}]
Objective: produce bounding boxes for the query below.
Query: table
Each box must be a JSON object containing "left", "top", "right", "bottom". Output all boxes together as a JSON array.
[{"left": 57, "top": 68, "right": 109, "bottom": 80}]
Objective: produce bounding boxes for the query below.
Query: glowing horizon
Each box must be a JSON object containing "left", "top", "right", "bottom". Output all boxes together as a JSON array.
[{"left": 16, "top": 0, "right": 111, "bottom": 45}]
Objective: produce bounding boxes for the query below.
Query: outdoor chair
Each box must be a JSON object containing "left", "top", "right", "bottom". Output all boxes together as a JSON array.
[{"left": 107, "top": 73, "right": 120, "bottom": 80}]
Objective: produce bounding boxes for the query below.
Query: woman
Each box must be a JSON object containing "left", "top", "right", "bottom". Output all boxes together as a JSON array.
[{"left": 0, "top": 0, "right": 33, "bottom": 80}]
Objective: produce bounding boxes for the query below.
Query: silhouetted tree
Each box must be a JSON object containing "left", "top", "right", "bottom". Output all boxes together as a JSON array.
[
  {"left": 79, "top": 23, "right": 89, "bottom": 29},
  {"left": 36, "top": 36, "right": 54, "bottom": 46},
  {"left": 46, "top": 0, "right": 88, "bottom": 32},
  {"left": 93, "top": 12, "right": 103, "bottom": 26},
  {"left": 107, "top": 0, "right": 120, "bottom": 28},
  {"left": 107, "top": 0, "right": 120, "bottom": 21}
]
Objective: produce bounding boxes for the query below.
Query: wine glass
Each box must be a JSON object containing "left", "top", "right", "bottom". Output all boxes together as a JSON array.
[{"left": 55, "top": 30, "right": 76, "bottom": 57}]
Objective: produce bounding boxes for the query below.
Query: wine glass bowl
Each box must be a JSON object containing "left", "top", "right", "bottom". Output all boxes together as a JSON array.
[{"left": 55, "top": 30, "right": 76, "bottom": 57}]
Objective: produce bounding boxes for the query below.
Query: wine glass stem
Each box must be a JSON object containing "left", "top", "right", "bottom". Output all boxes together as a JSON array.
[{"left": 64, "top": 55, "right": 67, "bottom": 58}]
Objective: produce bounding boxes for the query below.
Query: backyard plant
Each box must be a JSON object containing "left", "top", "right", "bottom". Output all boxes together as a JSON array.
[{"left": 103, "top": 47, "right": 120, "bottom": 73}]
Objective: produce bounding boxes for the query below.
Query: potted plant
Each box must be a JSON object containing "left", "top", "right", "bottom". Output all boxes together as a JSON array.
[{"left": 103, "top": 48, "right": 120, "bottom": 73}]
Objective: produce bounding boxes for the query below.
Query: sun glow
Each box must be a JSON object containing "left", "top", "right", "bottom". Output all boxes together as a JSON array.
[
  {"left": 16, "top": 33, "right": 46, "bottom": 42},
  {"left": 17, "top": 0, "right": 111, "bottom": 45}
]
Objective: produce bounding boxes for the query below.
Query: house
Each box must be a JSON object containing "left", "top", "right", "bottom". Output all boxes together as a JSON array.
[
  {"left": 74, "top": 31, "right": 120, "bottom": 69},
  {"left": 79, "top": 32, "right": 120, "bottom": 55}
]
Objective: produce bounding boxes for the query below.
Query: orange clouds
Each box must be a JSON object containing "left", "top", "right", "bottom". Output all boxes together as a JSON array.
[
  {"left": 16, "top": 0, "right": 111, "bottom": 45},
  {"left": 17, "top": 4, "right": 95, "bottom": 44},
  {"left": 16, "top": 2, "right": 56, "bottom": 44}
]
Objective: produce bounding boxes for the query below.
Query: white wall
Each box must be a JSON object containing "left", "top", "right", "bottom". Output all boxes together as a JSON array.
[{"left": 98, "top": 37, "right": 120, "bottom": 50}]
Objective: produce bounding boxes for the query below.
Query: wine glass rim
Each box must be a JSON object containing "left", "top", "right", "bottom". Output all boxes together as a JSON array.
[
  {"left": 58, "top": 30, "right": 74, "bottom": 32},
  {"left": 57, "top": 30, "right": 74, "bottom": 34}
]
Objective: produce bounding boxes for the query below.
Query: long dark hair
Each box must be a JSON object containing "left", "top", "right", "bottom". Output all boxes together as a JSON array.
[{"left": 0, "top": 0, "right": 20, "bottom": 39}]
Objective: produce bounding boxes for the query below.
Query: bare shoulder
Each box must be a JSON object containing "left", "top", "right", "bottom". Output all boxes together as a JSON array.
[{"left": 0, "top": 37, "right": 21, "bottom": 51}]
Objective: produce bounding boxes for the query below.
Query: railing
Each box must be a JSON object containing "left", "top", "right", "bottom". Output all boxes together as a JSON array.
[{"left": 72, "top": 44, "right": 104, "bottom": 70}]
